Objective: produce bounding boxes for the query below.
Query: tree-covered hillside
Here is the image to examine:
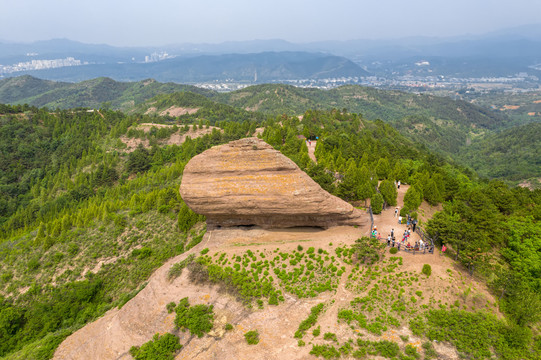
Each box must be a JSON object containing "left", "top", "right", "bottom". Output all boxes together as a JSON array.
[
  {"left": 218, "top": 84, "right": 509, "bottom": 153},
  {"left": 256, "top": 110, "right": 541, "bottom": 358},
  {"left": 135, "top": 91, "right": 266, "bottom": 124},
  {"left": 0, "top": 103, "right": 540, "bottom": 359},
  {"left": 2, "top": 76, "right": 541, "bottom": 182},
  {"left": 457, "top": 121, "right": 541, "bottom": 181},
  {"left": 0, "top": 76, "right": 214, "bottom": 112},
  {"left": 0, "top": 104, "right": 258, "bottom": 359}
]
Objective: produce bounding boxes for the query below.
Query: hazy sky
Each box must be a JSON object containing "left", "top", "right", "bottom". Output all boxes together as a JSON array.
[{"left": 1, "top": 0, "right": 540, "bottom": 46}]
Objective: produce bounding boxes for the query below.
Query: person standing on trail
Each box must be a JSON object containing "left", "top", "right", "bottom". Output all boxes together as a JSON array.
[
  {"left": 391, "top": 228, "right": 394, "bottom": 239},
  {"left": 394, "top": 207, "right": 398, "bottom": 217},
  {"left": 397, "top": 180, "right": 401, "bottom": 189},
  {"left": 412, "top": 219, "right": 417, "bottom": 232}
]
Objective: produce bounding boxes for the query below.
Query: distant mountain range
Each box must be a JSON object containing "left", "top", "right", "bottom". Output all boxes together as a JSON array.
[
  {"left": 0, "top": 50, "right": 369, "bottom": 83},
  {"left": 1, "top": 24, "right": 541, "bottom": 82}
]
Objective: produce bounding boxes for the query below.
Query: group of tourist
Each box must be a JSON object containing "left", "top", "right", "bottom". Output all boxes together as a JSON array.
[{"left": 371, "top": 224, "right": 434, "bottom": 254}]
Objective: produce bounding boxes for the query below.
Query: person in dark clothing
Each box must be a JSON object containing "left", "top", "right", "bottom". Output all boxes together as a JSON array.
[{"left": 412, "top": 219, "right": 417, "bottom": 232}]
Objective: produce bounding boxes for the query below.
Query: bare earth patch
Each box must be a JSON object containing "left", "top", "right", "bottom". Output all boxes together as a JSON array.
[
  {"left": 159, "top": 106, "right": 200, "bottom": 117},
  {"left": 119, "top": 125, "right": 222, "bottom": 152}
]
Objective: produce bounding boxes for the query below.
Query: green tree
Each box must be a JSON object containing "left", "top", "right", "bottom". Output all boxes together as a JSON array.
[
  {"left": 375, "top": 158, "right": 391, "bottom": 180},
  {"left": 379, "top": 180, "right": 398, "bottom": 207},
  {"left": 403, "top": 185, "right": 423, "bottom": 210},
  {"left": 371, "top": 193, "right": 384, "bottom": 214},
  {"left": 126, "top": 144, "right": 151, "bottom": 174},
  {"left": 337, "top": 162, "right": 361, "bottom": 201},
  {"left": 353, "top": 236, "right": 385, "bottom": 265},
  {"left": 423, "top": 179, "right": 442, "bottom": 206}
]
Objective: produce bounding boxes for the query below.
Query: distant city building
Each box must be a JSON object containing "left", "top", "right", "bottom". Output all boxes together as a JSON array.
[
  {"left": 144, "top": 52, "right": 172, "bottom": 63},
  {"left": 0, "top": 57, "right": 85, "bottom": 75}
]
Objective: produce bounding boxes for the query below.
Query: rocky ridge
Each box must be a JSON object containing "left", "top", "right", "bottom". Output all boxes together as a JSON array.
[{"left": 180, "top": 137, "right": 366, "bottom": 229}]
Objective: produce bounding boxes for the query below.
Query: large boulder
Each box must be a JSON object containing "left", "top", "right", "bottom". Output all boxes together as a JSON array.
[{"left": 180, "top": 137, "right": 366, "bottom": 229}]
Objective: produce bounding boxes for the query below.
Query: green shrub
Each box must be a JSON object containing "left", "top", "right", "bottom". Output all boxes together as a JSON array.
[
  {"left": 168, "top": 254, "right": 195, "bottom": 280},
  {"left": 244, "top": 330, "right": 260, "bottom": 345},
  {"left": 174, "top": 297, "right": 214, "bottom": 338},
  {"left": 390, "top": 247, "right": 398, "bottom": 254},
  {"left": 421, "top": 264, "right": 431, "bottom": 277},
  {"left": 374, "top": 340, "right": 400, "bottom": 358},
  {"left": 405, "top": 344, "right": 420, "bottom": 359},
  {"left": 295, "top": 303, "right": 325, "bottom": 338},
  {"left": 310, "top": 344, "right": 340, "bottom": 359},
  {"left": 129, "top": 333, "right": 182, "bottom": 360},
  {"left": 200, "top": 248, "right": 209, "bottom": 255},
  {"left": 424, "top": 309, "right": 530, "bottom": 359},
  {"left": 409, "top": 316, "right": 426, "bottom": 336},
  {"left": 225, "top": 323, "right": 233, "bottom": 331},
  {"left": 400, "top": 335, "right": 409, "bottom": 342},
  {"left": 166, "top": 302, "right": 176, "bottom": 313},
  {"left": 323, "top": 332, "right": 338, "bottom": 342},
  {"left": 422, "top": 341, "right": 438, "bottom": 359}
]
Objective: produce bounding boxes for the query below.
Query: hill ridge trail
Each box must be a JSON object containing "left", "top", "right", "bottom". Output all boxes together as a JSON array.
[
  {"left": 307, "top": 140, "right": 317, "bottom": 162},
  {"left": 373, "top": 184, "right": 423, "bottom": 248}
]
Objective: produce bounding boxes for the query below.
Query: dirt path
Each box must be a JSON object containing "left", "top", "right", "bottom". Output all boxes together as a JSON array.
[
  {"left": 307, "top": 140, "right": 317, "bottom": 163},
  {"left": 372, "top": 184, "right": 423, "bottom": 250}
]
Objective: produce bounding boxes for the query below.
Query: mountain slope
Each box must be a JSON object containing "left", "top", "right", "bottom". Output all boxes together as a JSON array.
[
  {"left": 5, "top": 51, "right": 369, "bottom": 83},
  {"left": 0, "top": 76, "right": 214, "bottom": 111},
  {"left": 218, "top": 84, "right": 509, "bottom": 154},
  {"left": 0, "top": 75, "right": 67, "bottom": 103},
  {"left": 457, "top": 121, "right": 541, "bottom": 181}
]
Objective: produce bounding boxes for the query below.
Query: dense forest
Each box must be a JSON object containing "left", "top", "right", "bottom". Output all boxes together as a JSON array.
[
  {"left": 5, "top": 76, "right": 541, "bottom": 185},
  {"left": 0, "top": 100, "right": 540, "bottom": 359},
  {"left": 0, "top": 104, "right": 258, "bottom": 358}
]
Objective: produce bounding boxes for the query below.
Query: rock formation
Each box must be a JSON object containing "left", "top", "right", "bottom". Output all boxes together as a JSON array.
[{"left": 180, "top": 137, "right": 366, "bottom": 228}]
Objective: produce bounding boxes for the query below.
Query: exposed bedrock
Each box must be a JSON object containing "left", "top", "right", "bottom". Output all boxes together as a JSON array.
[{"left": 180, "top": 137, "right": 366, "bottom": 229}]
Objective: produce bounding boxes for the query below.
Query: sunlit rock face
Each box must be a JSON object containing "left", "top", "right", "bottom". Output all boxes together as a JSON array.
[{"left": 180, "top": 137, "right": 366, "bottom": 229}]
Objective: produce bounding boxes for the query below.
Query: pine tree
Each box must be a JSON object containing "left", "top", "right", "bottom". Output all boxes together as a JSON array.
[
  {"left": 375, "top": 158, "right": 391, "bottom": 180},
  {"left": 379, "top": 179, "right": 398, "bottom": 206},
  {"left": 404, "top": 185, "right": 423, "bottom": 210},
  {"left": 371, "top": 193, "right": 384, "bottom": 214},
  {"left": 423, "top": 179, "right": 442, "bottom": 206}
]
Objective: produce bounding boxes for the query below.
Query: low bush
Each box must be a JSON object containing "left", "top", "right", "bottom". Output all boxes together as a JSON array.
[
  {"left": 421, "top": 264, "right": 431, "bottom": 277},
  {"left": 295, "top": 303, "right": 325, "bottom": 338},
  {"left": 422, "top": 341, "right": 438, "bottom": 359},
  {"left": 310, "top": 344, "right": 340, "bottom": 359},
  {"left": 129, "top": 333, "right": 182, "bottom": 360},
  {"left": 244, "top": 330, "right": 260, "bottom": 345},
  {"left": 174, "top": 297, "right": 214, "bottom": 338}
]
